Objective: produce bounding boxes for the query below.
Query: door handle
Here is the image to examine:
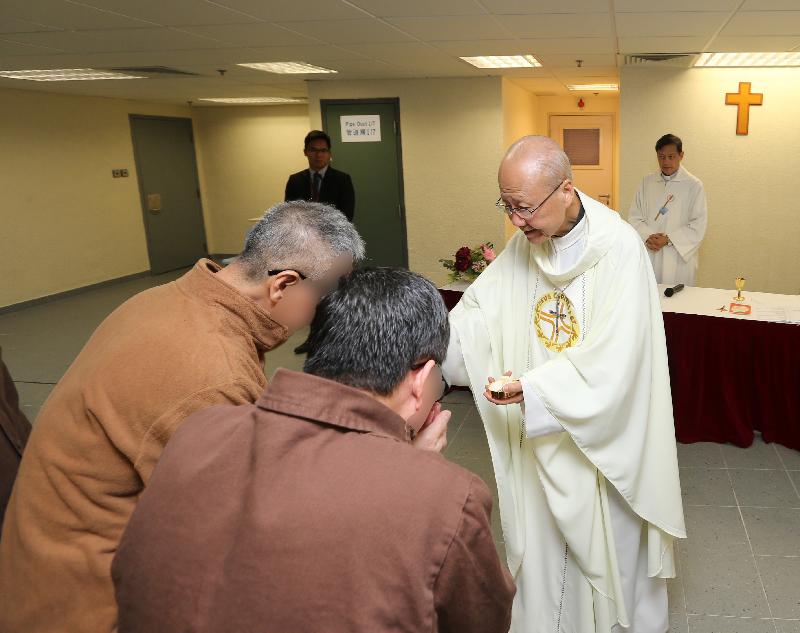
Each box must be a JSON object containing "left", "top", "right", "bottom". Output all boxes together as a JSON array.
[
  {"left": 147, "top": 193, "right": 162, "bottom": 214},
  {"left": 598, "top": 194, "right": 610, "bottom": 204}
]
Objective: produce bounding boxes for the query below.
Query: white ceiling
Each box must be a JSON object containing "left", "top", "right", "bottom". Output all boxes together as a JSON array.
[{"left": 0, "top": 0, "right": 799, "bottom": 103}]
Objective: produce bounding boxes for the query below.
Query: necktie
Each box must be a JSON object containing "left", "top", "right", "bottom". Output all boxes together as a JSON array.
[{"left": 312, "top": 172, "right": 322, "bottom": 201}]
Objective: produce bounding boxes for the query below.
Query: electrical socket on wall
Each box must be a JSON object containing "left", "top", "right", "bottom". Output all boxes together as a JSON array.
[{"left": 112, "top": 169, "right": 130, "bottom": 178}]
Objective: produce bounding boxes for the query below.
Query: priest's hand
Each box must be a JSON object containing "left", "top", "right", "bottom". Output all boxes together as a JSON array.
[
  {"left": 646, "top": 233, "right": 669, "bottom": 251},
  {"left": 484, "top": 372, "right": 524, "bottom": 406},
  {"left": 413, "top": 402, "right": 450, "bottom": 453}
]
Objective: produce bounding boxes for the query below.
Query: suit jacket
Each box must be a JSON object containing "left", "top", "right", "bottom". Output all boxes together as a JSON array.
[
  {"left": 113, "top": 368, "right": 515, "bottom": 633},
  {"left": 0, "top": 348, "right": 31, "bottom": 534},
  {"left": 285, "top": 166, "right": 355, "bottom": 221}
]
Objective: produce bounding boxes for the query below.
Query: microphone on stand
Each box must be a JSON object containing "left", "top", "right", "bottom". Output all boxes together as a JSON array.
[{"left": 664, "top": 284, "right": 685, "bottom": 298}]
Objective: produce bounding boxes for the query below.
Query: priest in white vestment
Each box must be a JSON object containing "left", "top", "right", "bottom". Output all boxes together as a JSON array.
[
  {"left": 443, "top": 136, "right": 686, "bottom": 633},
  {"left": 627, "top": 133, "right": 707, "bottom": 286}
]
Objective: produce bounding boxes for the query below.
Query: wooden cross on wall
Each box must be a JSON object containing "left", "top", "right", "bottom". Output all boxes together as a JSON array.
[{"left": 725, "top": 82, "right": 763, "bottom": 135}]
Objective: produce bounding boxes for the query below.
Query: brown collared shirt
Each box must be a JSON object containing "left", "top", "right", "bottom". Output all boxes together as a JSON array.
[{"left": 113, "top": 369, "right": 515, "bottom": 633}]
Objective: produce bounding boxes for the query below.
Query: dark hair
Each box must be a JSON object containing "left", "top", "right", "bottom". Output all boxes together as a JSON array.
[
  {"left": 655, "top": 134, "right": 683, "bottom": 153},
  {"left": 303, "top": 268, "right": 450, "bottom": 396},
  {"left": 304, "top": 130, "right": 331, "bottom": 150}
]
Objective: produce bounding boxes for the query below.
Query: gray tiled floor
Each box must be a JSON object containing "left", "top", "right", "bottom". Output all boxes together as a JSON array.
[{"left": 3, "top": 273, "right": 800, "bottom": 633}]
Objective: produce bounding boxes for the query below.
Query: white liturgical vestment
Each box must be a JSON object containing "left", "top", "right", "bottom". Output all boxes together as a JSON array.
[
  {"left": 443, "top": 191, "right": 686, "bottom": 633},
  {"left": 628, "top": 166, "right": 707, "bottom": 286}
]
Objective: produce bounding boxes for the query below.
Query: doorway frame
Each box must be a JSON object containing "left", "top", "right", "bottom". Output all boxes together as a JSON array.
[
  {"left": 128, "top": 114, "right": 208, "bottom": 273},
  {"left": 320, "top": 98, "right": 409, "bottom": 267},
  {"left": 548, "top": 111, "right": 618, "bottom": 211}
]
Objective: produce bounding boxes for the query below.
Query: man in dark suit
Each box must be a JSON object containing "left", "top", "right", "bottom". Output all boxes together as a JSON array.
[{"left": 285, "top": 130, "right": 355, "bottom": 221}]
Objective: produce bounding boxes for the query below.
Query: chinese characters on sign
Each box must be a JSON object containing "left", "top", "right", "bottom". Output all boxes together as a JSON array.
[{"left": 340, "top": 114, "right": 381, "bottom": 143}]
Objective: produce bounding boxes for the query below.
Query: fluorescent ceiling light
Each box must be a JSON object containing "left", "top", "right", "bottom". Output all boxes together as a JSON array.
[
  {"left": 694, "top": 52, "right": 800, "bottom": 67},
  {"left": 198, "top": 97, "right": 307, "bottom": 104},
  {"left": 0, "top": 68, "right": 145, "bottom": 81},
  {"left": 460, "top": 55, "right": 542, "bottom": 69},
  {"left": 237, "top": 61, "right": 337, "bottom": 74},
  {"left": 567, "top": 83, "right": 619, "bottom": 91}
]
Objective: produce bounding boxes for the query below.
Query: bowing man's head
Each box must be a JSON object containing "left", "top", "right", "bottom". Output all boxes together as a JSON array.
[
  {"left": 303, "top": 268, "right": 450, "bottom": 435},
  {"left": 498, "top": 135, "right": 582, "bottom": 245},
  {"left": 219, "top": 200, "right": 365, "bottom": 335}
]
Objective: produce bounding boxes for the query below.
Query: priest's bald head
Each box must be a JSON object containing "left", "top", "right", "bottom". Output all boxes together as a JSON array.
[{"left": 498, "top": 135, "right": 582, "bottom": 245}]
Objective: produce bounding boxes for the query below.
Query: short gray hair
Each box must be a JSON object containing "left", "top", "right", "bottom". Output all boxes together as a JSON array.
[
  {"left": 239, "top": 201, "right": 365, "bottom": 281},
  {"left": 303, "top": 268, "right": 449, "bottom": 396},
  {"left": 505, "top": 135, "right": 573, "bottom": 188}
]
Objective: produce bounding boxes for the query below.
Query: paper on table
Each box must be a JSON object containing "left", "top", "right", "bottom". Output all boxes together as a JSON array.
[
  {"left": 755, "top": 307, "right": 788, "bottom": 322},
  {"left": 786, "top": 309, "right": 800, "bottom": 324},
  {"left": 754, "top": 307, "right": 800, "bottom": 324}
]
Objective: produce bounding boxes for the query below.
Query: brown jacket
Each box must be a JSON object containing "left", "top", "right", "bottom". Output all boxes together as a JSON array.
[
  {"left": 0, "top": 349, "right": 31, "bottom": 531},
  {"left": 112, "top": 369, "right": 515, "bottom": 633},
  {"left": 0, "top": 260, "right": 288, "bottom": 633}
]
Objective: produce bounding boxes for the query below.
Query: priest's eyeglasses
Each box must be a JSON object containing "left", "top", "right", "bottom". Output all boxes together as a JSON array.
[{"left": 496, "top": 179, "right": 565, "bottom": 220}]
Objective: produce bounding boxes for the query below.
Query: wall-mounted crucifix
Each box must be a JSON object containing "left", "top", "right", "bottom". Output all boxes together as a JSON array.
[{"left": 725, "top": 82, "right": 763, "bottom": 135}]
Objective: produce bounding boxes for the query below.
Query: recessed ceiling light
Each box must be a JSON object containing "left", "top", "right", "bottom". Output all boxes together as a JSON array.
[
  {"left": 0, "top": 68, "right": 145, "bottom": 81},
  {"left": 237, "top": 61, "right": 337, "bottom": 74},
  {"left": 197, "top": 97, "right": 307, "bottom": 105},
  {"left": 694, "top": 52, "right": 800, "bottom": 67},
  {"left": 567, "top": 83, "right": 619, "bottom": 91},
  {"left": 460, "top": 55, "right": 542, "bottom": 69}
]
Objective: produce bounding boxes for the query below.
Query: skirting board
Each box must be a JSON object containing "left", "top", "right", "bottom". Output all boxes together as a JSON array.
[
  {"left": 0, "top": 255, "right": 238, "bottom": 315},
  {"left": 0, "top": 270, "right": 152, "bottom": 315}
]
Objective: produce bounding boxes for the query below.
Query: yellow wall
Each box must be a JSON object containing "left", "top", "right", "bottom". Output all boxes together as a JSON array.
[
  {"left": 0, "top": 88, "right": 190, "bottom": 308},
  {"left": 191, "top": 104, "right": 310, "bottom": 254},
  {"left": 502, "top": 79, "right": 539, "bottom": 149},
  {"left": 534, "top": 94, "right": 620, "bottom": 215},
  {"left": 501, "top": 79, "right": 540, "bottom": 241},
  {"left": 307, "top": 77, "right": 506, "bottom": 286},
  {"left": 620, "top": 66, "right": 800, "bottom": 295}
]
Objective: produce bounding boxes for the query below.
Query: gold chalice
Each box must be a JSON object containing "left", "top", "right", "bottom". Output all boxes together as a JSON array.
[{"left": 734, "top": 277, "right": 746, "bottom": 302}]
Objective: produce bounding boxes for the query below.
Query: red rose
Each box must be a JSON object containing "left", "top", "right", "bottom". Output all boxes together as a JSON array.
[{"left": 454, "top": 246, "right": 472, "bottom": 272}]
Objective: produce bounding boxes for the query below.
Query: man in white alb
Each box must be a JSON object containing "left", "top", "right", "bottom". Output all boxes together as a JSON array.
[
  {"left": 443, "top": 136, "right": 686, "bottom": 633},
  {"left": 628, "top": 133, "right": 707, "bottom": 286}
]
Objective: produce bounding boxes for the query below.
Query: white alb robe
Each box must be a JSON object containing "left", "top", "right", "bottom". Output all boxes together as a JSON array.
[
  {"left": 627, "top": 166, "right": 707, "bottom": 286},
  {"left": 443, "top": 192, "right": 686, "bottom": 633}
]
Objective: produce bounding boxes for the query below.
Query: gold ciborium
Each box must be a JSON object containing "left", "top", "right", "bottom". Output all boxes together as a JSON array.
[{"left": 734, "top": 277, "right": 746, "bottom": 302}]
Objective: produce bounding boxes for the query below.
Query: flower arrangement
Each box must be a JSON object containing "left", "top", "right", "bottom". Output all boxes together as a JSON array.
[{"left": 439, "top": 243, "right": 496, "bottom": 282}]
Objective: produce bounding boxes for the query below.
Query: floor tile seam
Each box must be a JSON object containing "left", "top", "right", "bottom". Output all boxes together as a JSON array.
[
  {"left": 773, "top": 444, "right": 792, "bottom": 474},
  {"left": 726, "top": 467, "right": 779, "bottom": 626},
  {"left": 677, "top": 554, "right": 690, "bottom": 633},
  {"left": 738, "top": 504, "right": 800, "bottom": 510},
  {"left": 686, "top": 612, "right": 778, "bottom": 630},
  {"left": 687, "top": 613, "right": 775, "bottom": 620},
  {"left": 680, "top": 466, "right": 785, "bottom": 471},
  {"left": 784, "top": 469, "right": 800, "bottom": 501}
]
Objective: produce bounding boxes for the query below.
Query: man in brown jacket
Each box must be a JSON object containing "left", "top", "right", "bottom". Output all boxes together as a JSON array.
[
  {"left": 0, "top": 349, "right": 31, "bottom": 532},
  {"left": 112, "top": 268, "right": 515, "bottom": 633},
  {"left": 0, "top": 201, "right": 365, "bottom": 633}
]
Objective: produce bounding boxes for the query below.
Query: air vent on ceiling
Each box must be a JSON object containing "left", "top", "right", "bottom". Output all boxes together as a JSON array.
[
  {"left": 623, "top": 54, "right": 698, "bottom": 67},
  {"left": 110, "top": 66, "right": 200, "bottom": 77}
]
